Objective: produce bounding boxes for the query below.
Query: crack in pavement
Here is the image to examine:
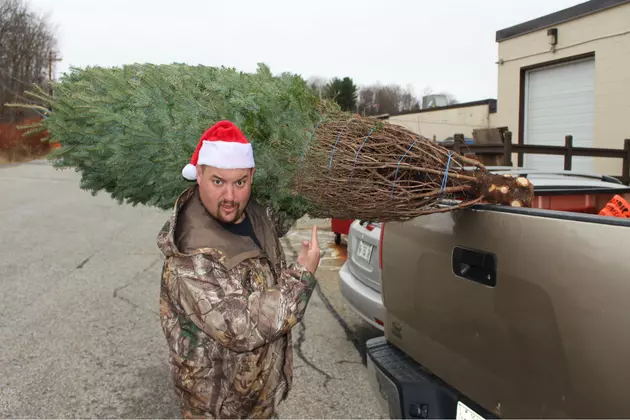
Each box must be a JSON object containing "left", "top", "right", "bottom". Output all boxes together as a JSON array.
[
  {"left": 76, "top": 254, "right": 94, "bottom": 269},
  {"left": 113, "top": 282, "right": 131, "bottom": 297},
  {"left": 336, "top": 360, "right": 362, "bottom": 365},
  {"left": 113, "top": 289, "right": 159, "bottom": 316},
  {"left": 314, "top": 283, "right": 363, "bottom": 358},
  {"left": 71, "top": 220, "right": 138, "bottom": 272},
  {"left": 112, "top": 257, "right": 162, "bottom": 316},
  {"left": 294, "top": 322, "right": 335, "bottom": 389}
]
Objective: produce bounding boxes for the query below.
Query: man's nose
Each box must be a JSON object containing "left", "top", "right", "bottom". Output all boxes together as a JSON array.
[{"left": 224, "top": 184, "right": 235, "bottom": 201}]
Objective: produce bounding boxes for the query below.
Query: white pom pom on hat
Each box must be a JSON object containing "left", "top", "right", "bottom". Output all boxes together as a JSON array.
[{"left": 182, "top": 120, "right": 255, "bottom": 181}]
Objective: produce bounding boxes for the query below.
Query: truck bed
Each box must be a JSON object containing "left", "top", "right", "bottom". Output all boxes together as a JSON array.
[{"left": 380, "top": 196, "right": 630, "bottom": 418}]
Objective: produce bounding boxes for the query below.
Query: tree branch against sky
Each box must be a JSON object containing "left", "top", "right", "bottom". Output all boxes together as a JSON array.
[{"left": 0, "top": 0, "right": 58, "bottom": 121}]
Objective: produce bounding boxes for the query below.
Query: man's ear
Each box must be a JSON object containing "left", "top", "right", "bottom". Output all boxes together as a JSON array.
[
  {"left": 196, "top": 165, "right": 204, "bottom": 185},
  {"left": 251, "top": 167, "right": 256, "bottom": 179}
]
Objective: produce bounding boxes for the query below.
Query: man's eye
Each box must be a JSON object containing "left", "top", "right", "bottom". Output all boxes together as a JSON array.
[
  {"left": 213, "top": 179, "right": 222, "bottom": 185},
  {"left": 236, "top": 180, "right": 245, "bottom": 186}
]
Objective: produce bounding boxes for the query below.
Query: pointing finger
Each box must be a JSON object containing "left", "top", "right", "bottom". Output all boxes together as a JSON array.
[{"left": 311, "top": 225, "right": 319, "bottom": 246}]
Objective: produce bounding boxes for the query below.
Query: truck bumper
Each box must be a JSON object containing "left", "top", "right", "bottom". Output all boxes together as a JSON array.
[{"left": 366, "top": 337, "right": 496, "bottom": 419}]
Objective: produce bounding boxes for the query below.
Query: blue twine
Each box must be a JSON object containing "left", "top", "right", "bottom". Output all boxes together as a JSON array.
[
  {"left": 390, "top": 138, "right": 419, "bottom": 200},
  {"left": 300, "top": 117, "right": 323, "bottom": 164},
  {"left": 349, "top": 128, "right": 374, "bottom": 185},
  {"left": 440, "top": 152, "right": 453, "bottom": 192},
  {"left": 328, "top": 119, "right": 352, "bottom": 176},
  {"left": 33, "top": 109, "right": 48, "bottom": 119}
]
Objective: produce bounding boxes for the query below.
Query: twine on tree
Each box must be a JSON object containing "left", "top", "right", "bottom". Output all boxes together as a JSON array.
[
  {"left": 349, "top": 127, "right": 374, "bottom": 186},
  {"left": 301, "top": 118, "right": 323, "bottom": 162},
  {"left": 293, "top": 114, "right": 535, "bottom": 222},
  {"left": 328, "top": 118, "right": 352, "bottom": 176},
  {"left": 391, "top": 137, "right": 419, "bottom": 200},
  {"left": 440, "top": 151, "right": 453, "bottom": 193},
  {"left": 32, "top": 109, "right": 48, "bottom": 119}
]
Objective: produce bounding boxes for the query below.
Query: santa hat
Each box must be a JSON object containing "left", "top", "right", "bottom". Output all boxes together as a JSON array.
[{"left": 182, "top": 120, "right": 255, "bottom": 181}]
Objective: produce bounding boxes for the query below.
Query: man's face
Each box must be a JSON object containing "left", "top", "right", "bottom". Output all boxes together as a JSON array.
[{"left": 196, "top": 165, "right": 255, "bottom": 224}]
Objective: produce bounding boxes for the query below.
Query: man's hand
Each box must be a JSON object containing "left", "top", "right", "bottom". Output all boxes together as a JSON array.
[{"left": 297, "top": 225, "right": 321, "bottom": 275}]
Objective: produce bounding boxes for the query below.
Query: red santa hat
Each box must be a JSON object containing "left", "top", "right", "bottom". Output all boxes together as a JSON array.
[{"left": 182, "top": 120, "right": 255, "bottom": 181}]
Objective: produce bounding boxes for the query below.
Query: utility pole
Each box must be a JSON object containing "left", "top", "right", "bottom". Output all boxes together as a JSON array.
[{"left": 48, "top": 51, "right": 62, "bottom": 95}]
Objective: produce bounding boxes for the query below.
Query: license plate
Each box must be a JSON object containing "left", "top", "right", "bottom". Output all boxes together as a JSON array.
[
  {"left": 456, "top": 401, "right": 485, "bottom": 420},
  {"left": 356, "top": 240, "right": 374, "bottom": 263}
]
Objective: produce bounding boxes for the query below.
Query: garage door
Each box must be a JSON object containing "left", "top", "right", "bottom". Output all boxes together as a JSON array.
[{"left": 523, "top": 57, "right": 595, "bottom": 173}]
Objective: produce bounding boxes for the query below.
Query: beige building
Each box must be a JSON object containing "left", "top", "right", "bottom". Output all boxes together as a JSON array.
[
  {"left": 387, "top": 99, "right": 497, "bottom": 142},
  {"left": 388, "top": 0, "right": 630, "bottom": 176}
]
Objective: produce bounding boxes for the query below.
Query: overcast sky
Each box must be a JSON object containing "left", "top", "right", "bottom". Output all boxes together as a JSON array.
[{"left": 29, "top": 0, "right": 583, "bottom": 103}]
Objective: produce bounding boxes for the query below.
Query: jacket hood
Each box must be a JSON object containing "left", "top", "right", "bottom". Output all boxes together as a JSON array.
[{"left": 157, "top": 185, "right": 278, "bottom": 271}]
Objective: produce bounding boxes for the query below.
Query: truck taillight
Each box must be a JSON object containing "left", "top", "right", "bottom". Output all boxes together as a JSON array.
[{"left": 379, "top": 223, "right": 385, "bottom": 269}]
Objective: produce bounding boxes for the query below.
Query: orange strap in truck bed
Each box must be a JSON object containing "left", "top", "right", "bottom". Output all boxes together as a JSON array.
[{"left": 599, "top": 195, "right": 630, "bottom": 218}]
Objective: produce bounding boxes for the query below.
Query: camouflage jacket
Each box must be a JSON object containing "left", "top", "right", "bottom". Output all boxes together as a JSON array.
[{"left": 157, "top": 186, "right": 317, "bottom": 419}]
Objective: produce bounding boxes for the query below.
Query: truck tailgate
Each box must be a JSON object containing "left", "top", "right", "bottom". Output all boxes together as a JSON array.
[{"left": 382, "top": 205, "right": 630, "bottom": 418}]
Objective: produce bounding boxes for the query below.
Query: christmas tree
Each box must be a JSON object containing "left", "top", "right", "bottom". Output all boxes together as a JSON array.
[
  {"left": 10, "top": 63, "right": 338, "bottom": 234},
  {"left": 11, "top": 62, "right": 532, "bottom": 228}
]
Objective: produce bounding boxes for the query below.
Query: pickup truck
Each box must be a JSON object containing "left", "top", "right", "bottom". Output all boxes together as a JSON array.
[{"left": 365, "top": 168, "right": 630, "bottom": 419}]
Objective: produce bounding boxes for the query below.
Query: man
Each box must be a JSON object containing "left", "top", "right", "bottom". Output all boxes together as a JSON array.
[{"left": 157, "top": 120, "right": 320, "bottom": 419}]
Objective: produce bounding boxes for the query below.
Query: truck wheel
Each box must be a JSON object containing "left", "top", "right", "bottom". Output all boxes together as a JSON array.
[{"left": 335, "top": 233, "right": 341, "bottom": 245}]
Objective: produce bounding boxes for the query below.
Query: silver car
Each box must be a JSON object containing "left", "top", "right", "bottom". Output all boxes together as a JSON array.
[{"left": 338, "top": 219, "right": 385, "bottom": 331}]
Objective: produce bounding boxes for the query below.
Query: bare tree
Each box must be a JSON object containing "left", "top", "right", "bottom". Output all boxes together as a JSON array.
[
  {"left": 307, "top": 76, "right": 328, "bottom": 99},
  {"left": 358, "top": 83, "right": 420, "bottom": 115},
  {"left": 374, "top": 84, "right": 402, "bottom": 115},
  {"left": 400, "top": 84, "right": 420, "bottom": 112},
  {"left": 356, "top": 86, "right": 372, "bottom": 115},
  {"left": 0, "top": 0, "right": 58, "bottom": 121}
]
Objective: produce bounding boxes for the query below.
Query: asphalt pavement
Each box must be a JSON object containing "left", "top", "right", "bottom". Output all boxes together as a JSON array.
[{"left": 0, "top": 160, "right": 386, "bottom": 419}]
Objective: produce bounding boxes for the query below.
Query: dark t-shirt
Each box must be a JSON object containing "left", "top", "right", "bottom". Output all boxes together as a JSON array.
[{"left": 219, "top": 212, "right": 262, "bottom": 250}]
